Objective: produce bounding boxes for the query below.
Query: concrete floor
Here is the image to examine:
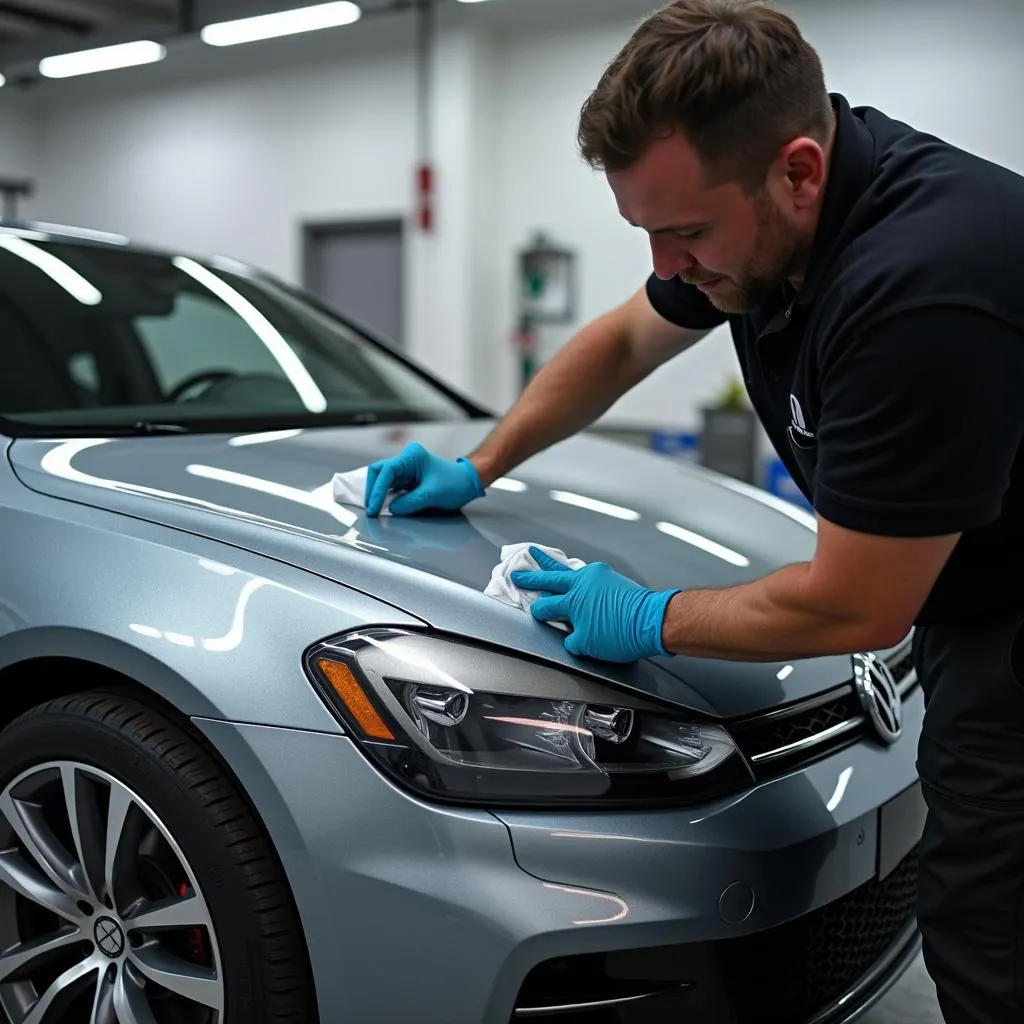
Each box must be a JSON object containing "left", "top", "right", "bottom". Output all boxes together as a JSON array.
[{"left": 862, "top": 954, "right": 942, "bottom": 1023}]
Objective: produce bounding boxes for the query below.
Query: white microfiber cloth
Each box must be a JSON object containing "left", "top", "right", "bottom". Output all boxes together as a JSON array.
[
  {"left": 332, "top": 466, "right": 398, "bottom": 515},
  {"left": 485, "top": 543, "right": 587, "bottom": 631}
]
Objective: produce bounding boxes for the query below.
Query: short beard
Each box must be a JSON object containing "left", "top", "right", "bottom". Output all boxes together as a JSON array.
[{"left": 707, "top": 192, "right": 810, "bottom": 314}]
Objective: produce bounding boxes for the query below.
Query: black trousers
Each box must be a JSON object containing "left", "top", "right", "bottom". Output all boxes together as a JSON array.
[{"left": 914, "top": 607, "right": 1024, "bottom": 1023}]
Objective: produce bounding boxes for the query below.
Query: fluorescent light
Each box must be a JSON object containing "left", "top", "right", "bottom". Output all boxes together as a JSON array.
[
  {"left": 549, "top": 490, "right": 640, "bottom": 522},
  {"left": 0, "top": 74, "right": 6, "bottom": 88},
  {"left": 826, "top": 767, "right": 854, "bottom": 813},
  {"left": 0, "top": 228, "right": 51, "bottom": 242},
  {"left": 656, "top": 521, "right": 750, "bottom": 567},
  {"left": 0, "top": 235, "right": 102, "bottom": 305},
  {"left": 228, "top": 429, "right": 303, "bottom": 446},
  {"left": 163, "top": 632, "right": 196, "bottom": 648},
  {"left": 185, "top": 464, "right": 357, "bottom": 527},
  {"left": 709, "top": 476, "right": 818, "bottom": 533},
  {"left": 172, "top": 257, "right": 327, "bottom": 413},
  {"left": 491, "top": 477, "right": 528, "bottom": 493},
  {"left": 201, "top": 2, "right": 361, "bottom": 47},
  {"left": 198, "top": 559, "right": 239, "bottom": 575},
  {"left": 39, "top": 41, "right": 166, "bottom": 79},
  {"left": 31, "top": 222, "right": 130, "bottom": 246}
]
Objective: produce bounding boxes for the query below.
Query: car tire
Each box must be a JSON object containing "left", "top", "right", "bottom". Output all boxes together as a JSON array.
[{"left": 0, "top": 689, "right": 316, "bottom": 1024}]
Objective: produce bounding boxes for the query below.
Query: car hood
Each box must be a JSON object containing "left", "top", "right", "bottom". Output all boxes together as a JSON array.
[{"left": 8, "top": 420, "right": 855, "bottom": 717}]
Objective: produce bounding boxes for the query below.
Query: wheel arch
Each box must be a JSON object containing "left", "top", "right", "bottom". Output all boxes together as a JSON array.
[
  {"left": 0, "top": 645, "right": 321, "bottom": 1021},
  {"left": 0, "top": 627, "right": 223, "bottom": 723}
]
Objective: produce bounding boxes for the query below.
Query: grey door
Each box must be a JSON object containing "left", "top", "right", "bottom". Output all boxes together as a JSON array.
[{"left": 303, "top": 219, "right": 404, "bottom": 347}]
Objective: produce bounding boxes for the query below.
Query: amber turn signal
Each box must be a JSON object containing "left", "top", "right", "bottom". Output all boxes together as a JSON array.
[{"left": 316, "top": 658, "right": 395, "bottom": 741}]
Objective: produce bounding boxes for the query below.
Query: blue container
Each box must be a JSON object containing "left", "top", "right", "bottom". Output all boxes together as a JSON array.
[
  {"left": 764, "top": 457, "right": 813, "bottom": 511},
  {"left": 650, "top": 430, "right": 699, "bottom": 462}
]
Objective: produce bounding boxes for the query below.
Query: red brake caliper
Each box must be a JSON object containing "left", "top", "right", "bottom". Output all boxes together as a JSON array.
[{"left": 179, "top": 883, "right": 208, "bottom": 964}]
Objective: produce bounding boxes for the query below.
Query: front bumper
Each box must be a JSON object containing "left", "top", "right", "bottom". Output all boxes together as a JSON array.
[{"left": 194, "top": 687, "right": 925, "bottom": 1024}]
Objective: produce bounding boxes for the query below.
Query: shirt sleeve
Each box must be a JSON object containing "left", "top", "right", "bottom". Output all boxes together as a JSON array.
[
  {"left": 645, "top": 273, "right": 728, "bottom": 330},
  {"left": 814, "top": 305, "right": 1024, "bottom": 537}
]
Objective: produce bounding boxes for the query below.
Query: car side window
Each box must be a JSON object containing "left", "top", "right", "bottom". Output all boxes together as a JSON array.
[
  {"left": 0, "top": 300, "right": 77, "bottom": 413},
  {"left": 134, "top": 292, "right": 285, "bottom": 394}
]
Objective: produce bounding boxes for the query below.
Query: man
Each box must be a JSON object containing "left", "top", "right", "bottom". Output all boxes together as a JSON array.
[{"left": 364, "top": 1, "right": 1024, "bottom": 1020}]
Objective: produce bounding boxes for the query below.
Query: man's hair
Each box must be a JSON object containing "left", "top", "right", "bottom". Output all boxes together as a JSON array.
[{"left": 577, "top": 0, "right": 833, "bottom": 191}]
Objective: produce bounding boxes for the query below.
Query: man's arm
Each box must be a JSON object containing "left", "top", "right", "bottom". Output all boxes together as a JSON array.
[
  {"left": 365, "top": 277, "right": 720, "bottom": 516},
  {"left": 660, "top": 518, "right": 960, "bottom": 661},
  {"left": 512, "top": 306, "right": 1022, "bottom": 665},
  {"left": 664, "top": 305, "right": 1024, "bottom": 660},
  {"left": 468, "top": 286, "right": 711, "bottom": 486}
]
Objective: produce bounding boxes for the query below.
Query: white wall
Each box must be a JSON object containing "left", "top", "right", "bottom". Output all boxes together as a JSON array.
[
  {"left": 0, "top": 92, "right": 39, "bottom": 183},
  {"left": 12, "top": 0, "right": 1024, "bottom": 429},
  {"left": 24, "top": 14, "right": 491, "bottom": 393},
  {"left": 484, "top": 16, "right": 743, "bottom": 420},
  {"left": 483, "top": 0, "right": 1024, "bottom": 425},
  {"left": 31, "top": 35, "right": 417, "bottom": 285}
]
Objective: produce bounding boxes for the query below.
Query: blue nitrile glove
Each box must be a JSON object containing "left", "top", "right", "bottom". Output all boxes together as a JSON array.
[
  {"left": 364, "top": 442, "right": 485, "bottom": 517},
  {"left": 510, "top": 547, "right": 680, "bottom": 663}
]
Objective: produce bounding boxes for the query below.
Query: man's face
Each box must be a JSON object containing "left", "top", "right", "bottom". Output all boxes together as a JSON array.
[{"left": 608, "top": 132, "right": 814, "bottom": 314}]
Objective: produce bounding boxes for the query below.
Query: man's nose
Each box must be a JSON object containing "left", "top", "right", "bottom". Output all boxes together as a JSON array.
[{"left": 650, "top": 235, "right": 694, "bottom": 280}]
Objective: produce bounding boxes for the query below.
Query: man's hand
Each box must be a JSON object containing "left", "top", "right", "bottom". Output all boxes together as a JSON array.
[
  {"left": 365, "top": 442, "right": 485, "bottom": 517},
  {"left": 510, "top": 517, "right": 960, "bottom": 665},
  {"left": 510, "top": 548, "right": 680, "bottom": 662}
]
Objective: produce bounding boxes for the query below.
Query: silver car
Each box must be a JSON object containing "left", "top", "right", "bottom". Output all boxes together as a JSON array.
[{"left": 0, "top": 223, "right": 925, "bottom": 1024}]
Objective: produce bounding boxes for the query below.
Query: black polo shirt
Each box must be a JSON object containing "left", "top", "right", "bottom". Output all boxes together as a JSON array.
[{"left": 647, "top": 93, "right": 1024, "bottom": 626}]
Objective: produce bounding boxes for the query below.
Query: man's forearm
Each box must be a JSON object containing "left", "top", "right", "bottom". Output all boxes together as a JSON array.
[
  {"left": 468, "top": 319, "right": 641, "bottom": 486},
  {"left": 660, "top": 563, "right": 896, "bottom": 661}
]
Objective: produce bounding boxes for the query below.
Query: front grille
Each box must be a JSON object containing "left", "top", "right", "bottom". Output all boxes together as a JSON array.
[
  {"left": 886, "top": 636, "right": 919, "bottom": 698},
  {"left": 889, "top": 648, "right": 915, "bottom": 685},
  {"left": 512, "top": 946, "right": 705, "bottom": 1022},
  {"left": 731, "top": 687, "right": 864, "bottom": 778},
  {"left": 720, "top": 847, "right": 919, "bottom": 1022},
  {"left": 730, "top": 637, "right": 918, "bottom": 779},
  {"left": 733, "top": 689, "right": 862, "bottom": 761},
  {"left": 511, "top": 849, "right": 919, "bottom": 1023}
]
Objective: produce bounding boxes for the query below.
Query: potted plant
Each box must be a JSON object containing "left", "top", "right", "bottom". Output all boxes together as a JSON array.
[{"left": 700, "top": 375, "right": 759, "bottom": 483}]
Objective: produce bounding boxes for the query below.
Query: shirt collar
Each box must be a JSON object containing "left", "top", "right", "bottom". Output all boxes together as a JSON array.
[{"left": 793, "top": 93, "right": 877, "bottom": 308}]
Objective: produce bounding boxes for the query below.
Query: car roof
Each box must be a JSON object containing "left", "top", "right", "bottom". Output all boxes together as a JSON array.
[
  {"left": 0, "top": 218, "right": 489, "bottom": 420},
  {"left": 0, "top": 219, "right": 251, "bottom": 271}
]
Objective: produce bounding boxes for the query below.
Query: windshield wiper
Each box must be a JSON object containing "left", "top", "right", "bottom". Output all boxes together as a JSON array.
[
  {"left": 6, "top": 421, "right": 196, "bottom": 438},
  {"left": 1, "top": 409, "right": 422, "bottom": 439}
]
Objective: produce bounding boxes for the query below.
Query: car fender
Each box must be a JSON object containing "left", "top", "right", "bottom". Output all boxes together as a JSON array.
[{"left": 0, "top": 481, "right": 426, "bottom": 729}]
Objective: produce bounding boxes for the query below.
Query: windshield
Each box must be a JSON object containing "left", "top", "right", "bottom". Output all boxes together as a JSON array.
[{"left": 0, "top": 230, "right": 473, "bottom": 435}]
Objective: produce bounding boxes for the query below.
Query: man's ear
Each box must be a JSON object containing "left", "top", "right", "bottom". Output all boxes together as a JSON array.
[{"left": 772, "top": 136, "right": 828, "bottom": 211}]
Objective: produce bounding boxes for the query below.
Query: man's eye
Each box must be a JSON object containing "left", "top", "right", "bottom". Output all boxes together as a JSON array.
[{"left": 677, "top": 229, "right": 706, "bottom": 240}]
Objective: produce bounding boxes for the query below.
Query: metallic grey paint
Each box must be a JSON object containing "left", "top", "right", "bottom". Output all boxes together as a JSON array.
[
  {"left": 0, "top": 230, "right": 924, "bottom": 1023},
  {"left": 8, "top": 422, "right": 854, "bottom": 718},
  {"left": 189, "top": 693, "right": 923, "bottom": 1024},
  {"left": 498, "top": 691, "right": 924, "bottom": 931}
]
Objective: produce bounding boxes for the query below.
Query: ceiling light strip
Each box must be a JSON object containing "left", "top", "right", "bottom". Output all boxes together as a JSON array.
[
  {"left": 200, "top": 2, "right": 362, "bottom": 47},
  {"left": 39, "top": 41, "right": 166, "bottom": 79},
  {"left": 656, "top": 521, "right": 750, "bottom": 567}
]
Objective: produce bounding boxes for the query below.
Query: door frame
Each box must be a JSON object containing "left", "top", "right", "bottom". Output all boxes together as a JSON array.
[{"left": 301, "top": 216, "right": 406, "bottom": 343}]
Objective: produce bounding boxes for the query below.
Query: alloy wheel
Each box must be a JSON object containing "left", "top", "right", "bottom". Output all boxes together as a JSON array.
[{"left": 0, "top": 760, "right": 223, "bottom": 1023}]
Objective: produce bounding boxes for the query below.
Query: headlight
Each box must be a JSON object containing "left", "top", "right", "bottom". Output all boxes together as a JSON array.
[{"left": 304, "top": 629, "right": 752, "bottom": 808}]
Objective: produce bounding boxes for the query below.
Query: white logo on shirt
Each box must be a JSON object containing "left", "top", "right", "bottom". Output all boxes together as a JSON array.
[
  {"left": 790, "top": 394, "right": 806, "bottom": 429},
  {"left": 790, "top": 394, "right": 815, "bottom": 440}
]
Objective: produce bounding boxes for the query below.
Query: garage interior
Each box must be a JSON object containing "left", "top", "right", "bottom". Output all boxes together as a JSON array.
[{"left": 0, "top": 0, "right": 1018, "bottom": 1022}]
